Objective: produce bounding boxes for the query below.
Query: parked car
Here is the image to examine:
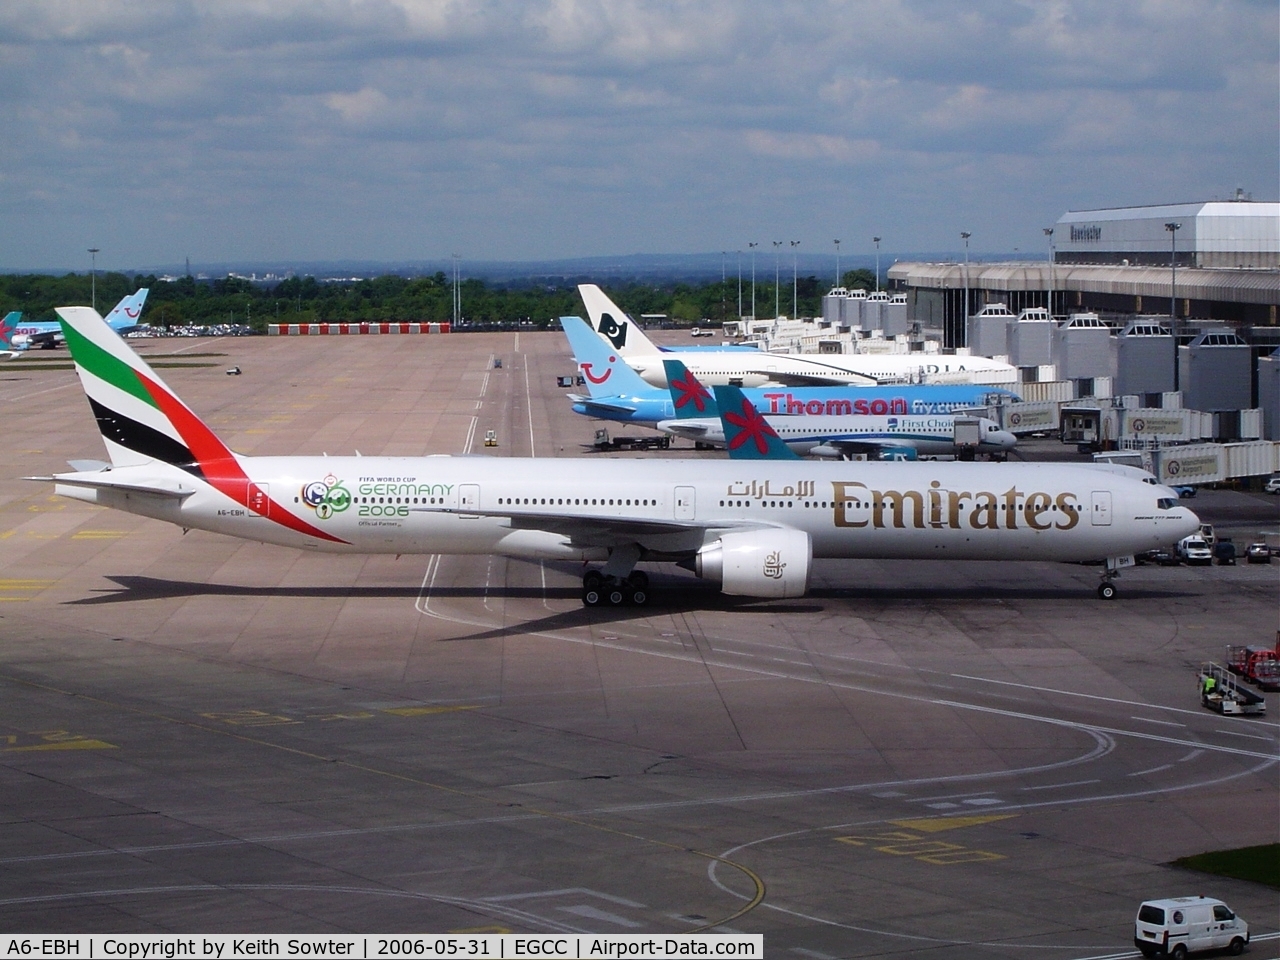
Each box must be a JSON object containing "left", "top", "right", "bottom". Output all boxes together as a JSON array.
[
  {"left": 1171, "top": 485, "right": 1197, "bottom": 498},
  {"left": 1246, "top": 542, "right": 1272, "bottom": 564},
  {"left": 1177, "top": 536, "right": 1213, "bottom": 565},
  {"left": 1138, "top": 548, "right": 1179, "bottom": 566},
  {"left": 1265, "top": 475, "right": 1280, "bottom": 494},
  {"left": 1134, "top": 896, "right": 1248, "bottom": 958}
]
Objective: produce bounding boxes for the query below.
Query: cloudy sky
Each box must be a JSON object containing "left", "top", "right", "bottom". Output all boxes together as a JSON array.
[{"left": 1, "top": 0, "right": 1275, "bottom": 270}]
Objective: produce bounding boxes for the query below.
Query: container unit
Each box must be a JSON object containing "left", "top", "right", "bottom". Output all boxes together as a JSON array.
[
  {"left": 881, "top": 294, "right": 910, "bottom": 336},
  {"left": 1178, "top": 331, "right": 1252, "bottom": 413},
  {"left": 965, "top": 303, "right": 1015, "bottom": 358},
  {"left": 822, "top": 289, "right": 847, "bottom": 326},
  {"left": 1113, "top": 319, "right": 1175, "bottom": 396},
  {"left": 1053, "top": 312, "right": 1114, "bottom": 380},
  {"left": 1008, "top": 313, "right": 1053, "bottom": 367}
]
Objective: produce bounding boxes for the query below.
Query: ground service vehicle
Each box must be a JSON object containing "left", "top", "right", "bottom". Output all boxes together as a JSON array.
[
  {"left": 592, "top": 428, "right": 671, "bottom": 451},
  {"left": 1177, "top": 536, "right": 1212, "bottom": 565},
  {"left": 1264, "top": 475, "right": 1280, "bottom": 494},
  {"left": 1135, "top": 896, "right": 1248, "bottom": 957},
  {"left": 1199, "top": 663, "right": 1266, "bottom": 715},
  {"left": 1213, "top": 539, "right": 1236, "bottom": 565},
  {"left": 1246, "top": 541, "right": 1271, "bottom": 563},
  {"left": 1226, "top": 642, "right": 1280, "bottom": 690}
]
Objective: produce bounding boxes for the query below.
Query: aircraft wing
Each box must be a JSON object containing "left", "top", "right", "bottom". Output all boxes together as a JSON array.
[{"left": 815, "top": 438, "right": 919, "bottom": 460}]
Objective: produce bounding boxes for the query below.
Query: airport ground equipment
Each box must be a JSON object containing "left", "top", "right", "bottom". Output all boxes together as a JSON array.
[
  {"left": 592, "top": 428, "right": 671, "bottom": 451},
  {"left": 1199, "top": 662, "right": 1266, "bottom": 716},
  {"left": 1225, "top": 642, "right": 1280, "bottom": 691}
]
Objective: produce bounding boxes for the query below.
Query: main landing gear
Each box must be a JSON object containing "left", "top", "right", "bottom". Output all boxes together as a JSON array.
[{"left": 583, "top": 569, "right": 649, "bottom": 607}]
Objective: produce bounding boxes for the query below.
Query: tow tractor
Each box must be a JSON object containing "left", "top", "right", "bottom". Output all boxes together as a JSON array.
[
  {"left": 592, "top": 428, "right": 671, "bottom": 452},
  {"left": 1199, "top": 662, "right": 1266, "bottom": 716},
  {"left": 1225, "top": 639, "right": 1280, "bottom": 691}
]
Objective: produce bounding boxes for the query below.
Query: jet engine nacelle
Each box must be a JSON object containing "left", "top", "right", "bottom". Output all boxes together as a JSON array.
[{"left": 694, "top": 528, "right": 811, "bottom": 598}]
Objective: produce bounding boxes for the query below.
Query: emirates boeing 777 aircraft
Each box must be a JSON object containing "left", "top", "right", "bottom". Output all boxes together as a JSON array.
[{"left": 33, "top": 307, "right": 1199, "bottom": 606}]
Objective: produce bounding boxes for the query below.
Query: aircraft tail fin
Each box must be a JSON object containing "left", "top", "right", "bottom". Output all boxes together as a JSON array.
[
  {"left": 105, "top": 288, "right": 149, "bottom": 331},
  {"left": 56, "top": 306, "right": 236, "bottom": 472},
  {"left": 577, "top": 284, "right": 659, "bottom": 357},
  {"left": 662, "top": 359, "right": 718, "bottom": 418},
  {"left": 559, "top": 316, "right": 654, "bottom": 398},
  {"left": 0, "top": 311, "right": 21, "bottom": 350},
  {"left": 713, "top": 385, "right": 800, "bottom": 460}
]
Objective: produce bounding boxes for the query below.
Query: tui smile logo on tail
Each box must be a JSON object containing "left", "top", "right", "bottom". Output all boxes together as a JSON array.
[{"left": 580, "top": 360, "right": 614, "bottom": 385}]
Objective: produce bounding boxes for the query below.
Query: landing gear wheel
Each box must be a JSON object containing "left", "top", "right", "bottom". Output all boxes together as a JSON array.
[
  {"left": 582, "top": 586, "right": 603, "bottom": 607},
  {"left": 583, "top": 570, "right": 603, "bottom": 591},
  {"left": 627, "top": 571, "right": 649, "bottom": 591},
  {"left": 1097, "top": 581, "right": 1117, "bottom": 600},
  {"left": 630, "top": 587, "right": 649, "bottom": 607},
  {"left": 607, "top": 584, "right": 627, "bottom": 606}
]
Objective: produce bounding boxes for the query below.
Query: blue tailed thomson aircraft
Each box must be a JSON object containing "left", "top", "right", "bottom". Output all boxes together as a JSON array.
[
  {"left": 658, "top": 359, "right": 1017, "bottom": 460},
  {"left": 560, "top": 316, "right": 1020, "bottom": 428}
]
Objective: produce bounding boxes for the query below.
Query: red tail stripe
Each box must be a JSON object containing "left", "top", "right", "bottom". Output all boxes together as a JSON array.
[{"left": 137, "top": 372, "right": 347, "bottom": 544}]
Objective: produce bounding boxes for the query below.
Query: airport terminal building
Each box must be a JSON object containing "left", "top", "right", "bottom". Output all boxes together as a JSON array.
[{"left": 890, "top": 199, "right": 1280, "bottom": 348}]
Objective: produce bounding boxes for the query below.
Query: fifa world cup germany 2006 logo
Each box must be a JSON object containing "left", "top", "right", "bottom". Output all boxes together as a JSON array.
[{"left": 301, "top": 475, "right": 352, "bottom": 520}]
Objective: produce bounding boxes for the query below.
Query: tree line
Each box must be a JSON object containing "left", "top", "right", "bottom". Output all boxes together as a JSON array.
[{"left": 0, "top": 269, "right": 878, "bottom": 331}]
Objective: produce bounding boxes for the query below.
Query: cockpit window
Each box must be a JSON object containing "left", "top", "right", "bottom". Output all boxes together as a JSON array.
[{"left": 1157, "top": 498, "right": 1177, "bottom": 509}]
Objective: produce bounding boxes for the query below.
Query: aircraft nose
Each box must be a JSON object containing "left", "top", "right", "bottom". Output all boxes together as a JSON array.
[{"left": 996, "top": 430, "right": 1017, "bottom": 448}]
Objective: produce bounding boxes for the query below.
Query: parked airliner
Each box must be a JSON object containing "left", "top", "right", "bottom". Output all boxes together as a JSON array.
[
  {"left": 9, "top": 289, "right": 149, "bottom": 350},
  {"left": 657, "top": 360, "right": 1017, "bottom": 460},
  {"left": 561, "top": 316, "right": 1018, "bottom": 427},
  {"left": 579, "top": 284, "right": 1017, "bottom": 387},
  {"left": 35, "top": 306, "right": 1198, "bottom": 607}
]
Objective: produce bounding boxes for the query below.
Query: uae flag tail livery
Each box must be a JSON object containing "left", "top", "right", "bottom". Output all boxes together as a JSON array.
[{"left": 47, "top": 306, "right": 343, "bottom": 544}]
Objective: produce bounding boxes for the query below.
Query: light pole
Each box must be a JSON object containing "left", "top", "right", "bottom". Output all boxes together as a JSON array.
[
  {"left": 1165, "top": 221, "right": 1182, "bottom": 390},
  {"left": 749, "top": 242, "right": 758, "bottom": 320},
  {"left": 960, "top": 232, "right": 971, "bottom": 346},
  {"left": 737, "top": 251, "right": 742, "bottom": 320},
  {"left": 87, "top": 248, "right": 100, "bottom": 312},
  {"left": 772, "top": 241, "right": 782, "bottom": 318},
  {"left": 1043, "top": 227, "right": 1054, "bottom": 317},
  {"left": 873, "top": 236, "right": 881, "bottom": 293},
  {"left": 833, "top": 239, "right": 841, "bottom": 288},
  {"left": 790, "top": 240, "right": 799, "bottom": 318},
  {"left": 452, "top": 253, "right": 460, "bottom": 327}
]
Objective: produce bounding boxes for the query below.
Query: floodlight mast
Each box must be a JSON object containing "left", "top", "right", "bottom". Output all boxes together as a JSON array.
[
  {"left": 1166, "top": 221, "right": 1182, "bottom": 391},
  {"left": 87, "top": 248, "right": 100, "bottom": 312},
  {"left": 873, "top": 236, "right": 881, "bottom": 293}
]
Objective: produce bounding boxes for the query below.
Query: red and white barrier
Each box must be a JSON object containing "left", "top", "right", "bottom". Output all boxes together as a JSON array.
[{"left": 268, "top": 322, "right": 451, "bottom": 336}]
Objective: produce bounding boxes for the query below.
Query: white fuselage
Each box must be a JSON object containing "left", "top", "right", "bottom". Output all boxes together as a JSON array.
[
  {"left": 657, "top": 414, "right": 1017, "bottom": 457},
  {"left": 626, "top": 350, "right": 1016, "bottom": 389},
  {"left": 56, "top": 456, "right": 1199, "bottom": 566}
]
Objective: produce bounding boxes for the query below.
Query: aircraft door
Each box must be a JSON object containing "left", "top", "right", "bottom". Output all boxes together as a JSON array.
[
  {"left": 459, "top": 484, "right": 480, "bottom": 518},
  {"left": 247, "top": 482, "right": 269, "bottom": 517},
  {"left": 1090, "top": 490, "right": 1112, "bottom": 526},
  {"left": 674, "top": 486, "right": 695, "bottom": 521}
]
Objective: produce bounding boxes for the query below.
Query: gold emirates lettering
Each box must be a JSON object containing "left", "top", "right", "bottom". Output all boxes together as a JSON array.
[{"left": 831, "top": 481, "right": 1079, "bottom": 531}]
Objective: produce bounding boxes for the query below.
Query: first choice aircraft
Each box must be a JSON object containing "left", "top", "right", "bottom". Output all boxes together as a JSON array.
[
  {"left": 657, "top": 359, "right": 1018, "bottom": 460},
  {"left": 5, "top": 288, "right": 149, "bottom": 351},
  {"left": 579, "top": 283, "right": 1017, "bottom": 388},
  {"left": 561, "top": 316, "right": 1019, "bottom": 427},
  {"left": 35, "top": 306, "right": 1199, "bottom": 607}
]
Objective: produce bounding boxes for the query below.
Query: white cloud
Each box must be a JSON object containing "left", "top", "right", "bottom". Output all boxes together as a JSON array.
[{"left": 0, "top": 0, "right": 1273, "bottom": 266}]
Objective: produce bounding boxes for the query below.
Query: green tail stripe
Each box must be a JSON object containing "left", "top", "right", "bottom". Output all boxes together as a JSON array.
[{"left": 60, "top": 319, "right": 158, "bottom": 410}]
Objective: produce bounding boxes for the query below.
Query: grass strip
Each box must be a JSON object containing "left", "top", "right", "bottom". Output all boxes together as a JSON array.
[{"left": 1173, "top": 843, "right": 1280, "bottom": 889}]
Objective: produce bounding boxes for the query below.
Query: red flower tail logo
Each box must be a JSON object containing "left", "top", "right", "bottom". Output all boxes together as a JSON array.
[
  {"left": 672, "top": 374, "right": 711, "bottom": 412},
  {"left": 724, "top": 399, "right": 773, "bottom": 454}
]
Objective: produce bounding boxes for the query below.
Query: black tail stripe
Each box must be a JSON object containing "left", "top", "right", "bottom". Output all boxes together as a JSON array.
[{"left": 88, "top": 397, "right": 205, "bottom": 478}]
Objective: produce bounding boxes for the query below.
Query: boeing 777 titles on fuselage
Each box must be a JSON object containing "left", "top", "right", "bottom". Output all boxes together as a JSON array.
[
  {"left": 35, "top": 306, "right": 1199, "bottom": 607},
  {"left": 578, "top": 284, "right": 1017, "bottom": 388}
]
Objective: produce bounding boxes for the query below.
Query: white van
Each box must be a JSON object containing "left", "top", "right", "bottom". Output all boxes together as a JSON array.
[
  {"left": 1177, "top": 536, "right": 1213, "bottom": 565},
  {"left": 1134, "top": 896, "right": 1248, "bottom": 957}
]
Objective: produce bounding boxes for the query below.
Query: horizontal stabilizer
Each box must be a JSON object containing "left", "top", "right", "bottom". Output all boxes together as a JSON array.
[{"left": 29, "top": 471, "right": 197, "bottom": 499}]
